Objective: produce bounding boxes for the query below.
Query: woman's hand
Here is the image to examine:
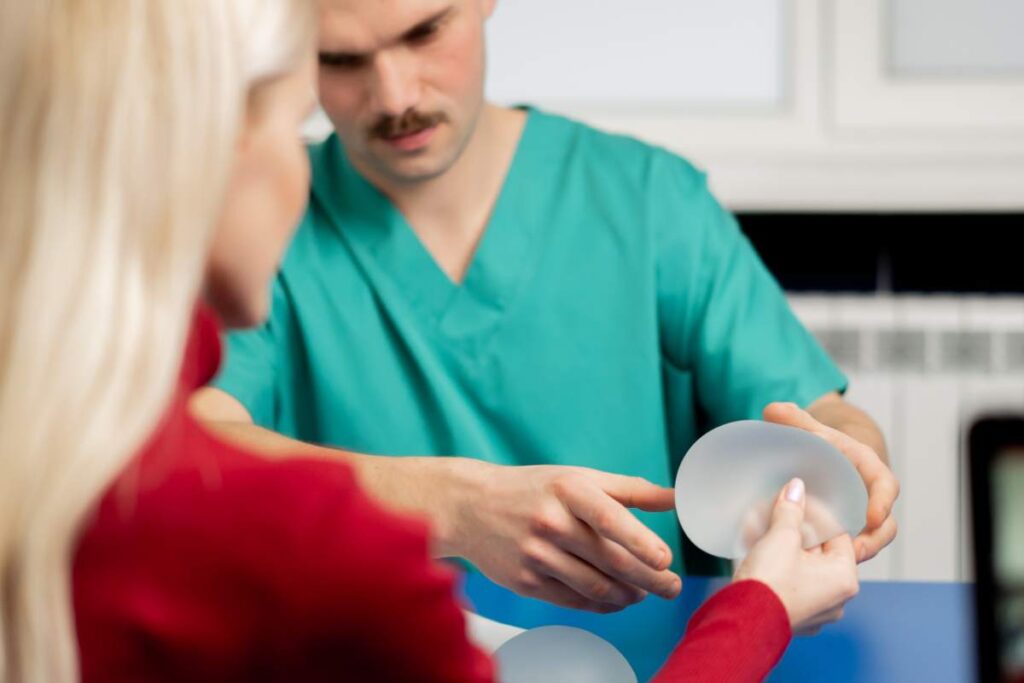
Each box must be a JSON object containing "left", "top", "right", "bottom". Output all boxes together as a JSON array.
[
  {"left": 733, "top": 478, "right": 860, "bottom": 635},
  {"left": 765, "top": 401, "right": 899, "bottom": 563}
]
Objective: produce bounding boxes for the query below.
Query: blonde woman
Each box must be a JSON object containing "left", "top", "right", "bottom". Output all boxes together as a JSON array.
[
  {"left": 1, "top": 0, "right": 487, "bottom": 680},
  {"left": 0, "top": 0, "right": 857, "bottom": 681}
]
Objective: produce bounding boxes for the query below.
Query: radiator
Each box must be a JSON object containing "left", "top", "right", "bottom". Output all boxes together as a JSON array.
[{"left": 788, "top": 295, "right": 1024, "bottom": 582}]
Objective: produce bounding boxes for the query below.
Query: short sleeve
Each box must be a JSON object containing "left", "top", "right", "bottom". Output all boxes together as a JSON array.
[
  {"left": 655, "top": 158, "right": 847, "bottom": 428},
  {"left": 210, "top": 277, "right": 290, "bottom": 426}
]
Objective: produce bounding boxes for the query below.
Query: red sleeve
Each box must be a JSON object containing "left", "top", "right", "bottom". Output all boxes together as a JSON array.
[
  {"left": 652, "top": 580, "right": 792, "bottom": 682},
  {"left": 75, "top": 446, "right": 495, "bottom": 682},
  {"left": 264, "top": 459, "right": 496, "bottom": 683}
]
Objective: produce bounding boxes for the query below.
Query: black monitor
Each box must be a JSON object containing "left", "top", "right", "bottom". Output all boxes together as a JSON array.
[{"left": 970, "top": 417, "right": 1024, "bottom": 683}]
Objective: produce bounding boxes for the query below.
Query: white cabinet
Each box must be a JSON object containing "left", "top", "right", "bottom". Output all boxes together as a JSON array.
[
  {"left": 483, "top": 0, "right": 1024, "bottom": 212},
  {"left": 833, "top": 0, "right": 1024, "bottom": 131},
  {"left": 485, "top": 0, "right": 786, "bottom": 109},
  {"left": 888, "top": 0, "right": 1024, "bottom": 75}
]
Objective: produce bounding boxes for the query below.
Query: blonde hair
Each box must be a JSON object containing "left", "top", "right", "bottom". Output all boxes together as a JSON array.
[{"left": 0, "top": 1, "right": 313, "bottom": 680}]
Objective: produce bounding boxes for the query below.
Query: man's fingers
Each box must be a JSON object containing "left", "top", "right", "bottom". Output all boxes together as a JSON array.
[
  {"left": 765, "top": 402, "right": 899, "bottom": 541},
  {"left": 523, "top": 575, "right": 627, "bottom": 614},
  {"left": 866, "top": 472, "right": 901, "bottom": 529},
  {"left": 521, "top": 539, "right": 645, "bottom": 608},
  {"left": 763, "top": 402, "right": 823, "bottom": 433},
  {"left": 854, "top": 515, "right": 898, "bottom": 563},
  {"left": 765, "top": 402, "right": 878, "bottom": 487},
  {"left": 554, "top": 525, "right": 682, "bottom": 600},
  {"left": 558, "top": 480, "right": 672, "bottom": 570},
  {"left": 764, "top": 402, "right": 874, "bottom": 467},
  {"left": 593, "top": 472, "right": 676, "bottom": 513}
]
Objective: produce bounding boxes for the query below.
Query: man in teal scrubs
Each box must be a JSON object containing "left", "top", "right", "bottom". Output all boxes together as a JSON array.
[{"left": 194, "top": 0, "right": 898, "bottom": 613}]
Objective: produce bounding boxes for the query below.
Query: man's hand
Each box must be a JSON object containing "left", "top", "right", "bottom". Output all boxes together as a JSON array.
[
  {"left": 192, "top": 388, "right": 681, "bottom": 612},
  {"left": 762, "top": 402, "right": 899, "bottom": 563},
  {"left": 450, "top": 463, "right": 682, "bottom": 613}
]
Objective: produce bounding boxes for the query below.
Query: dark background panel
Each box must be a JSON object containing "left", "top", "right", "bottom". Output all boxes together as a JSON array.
[{"left": 737, "top": 213, "right": 1024, "bottom": 294}]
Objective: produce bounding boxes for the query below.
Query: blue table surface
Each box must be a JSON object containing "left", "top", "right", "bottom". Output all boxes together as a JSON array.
[{"left": 462, "top": 573, "right": 977, "bottom": 682}]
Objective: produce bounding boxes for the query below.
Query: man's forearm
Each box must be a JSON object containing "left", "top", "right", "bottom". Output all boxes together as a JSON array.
[
  {"left": 807, "top": 394, "right": 889, "bottom": 466},
  {"left": 198, "top": 420, "right": 483, "bottom": 558}
]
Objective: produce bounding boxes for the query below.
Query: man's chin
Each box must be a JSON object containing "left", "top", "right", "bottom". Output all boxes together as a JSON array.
[{"left": 369, "top": 154, "right": 456, "bottom": 185}]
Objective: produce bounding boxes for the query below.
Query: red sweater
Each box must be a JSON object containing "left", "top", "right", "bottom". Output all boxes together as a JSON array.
[{"left": 72, "top": 309, "right": 790, "bottom": 682}]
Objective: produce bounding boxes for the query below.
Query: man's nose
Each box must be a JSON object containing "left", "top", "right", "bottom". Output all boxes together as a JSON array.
[{"left": 370, "top": 51, "right": 421, "bottom": 118}]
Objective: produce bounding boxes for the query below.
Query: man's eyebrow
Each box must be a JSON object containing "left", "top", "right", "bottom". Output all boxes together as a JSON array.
[
  {"left": 317, "top": 6, "right": 454, "bottom": 63},
  {"left": 401, "top": 7, "right": 453, "bottom": 40}
]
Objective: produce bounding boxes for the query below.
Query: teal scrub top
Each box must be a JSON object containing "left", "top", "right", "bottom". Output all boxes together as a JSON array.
[{"left": 214, "top": 107, "right": 847, "bottom": 575}]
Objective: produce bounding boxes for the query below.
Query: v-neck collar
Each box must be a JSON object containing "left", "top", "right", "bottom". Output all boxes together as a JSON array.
[{"left": 311, "top": 107, "right": 549, "bottom": 343}]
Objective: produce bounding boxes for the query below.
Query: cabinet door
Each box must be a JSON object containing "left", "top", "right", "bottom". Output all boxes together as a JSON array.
[
  {"left": 833, "top": 0, "right": 1024, "bottom": 131},
  {"left": 485, "top": 0, "right": 786, "bottom": 111}
]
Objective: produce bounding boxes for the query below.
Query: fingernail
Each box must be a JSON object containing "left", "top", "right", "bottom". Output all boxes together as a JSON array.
[{"left": 786, "top": 478, "right": 805, "bottom": 503}]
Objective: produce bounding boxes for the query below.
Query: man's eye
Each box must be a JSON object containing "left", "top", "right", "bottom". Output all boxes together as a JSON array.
[
  {"left": 406, "top": 21, "right": 441, "bottom": 45},
  {"left": 318, "top": 52, "right": 368, "bottom": 70}
]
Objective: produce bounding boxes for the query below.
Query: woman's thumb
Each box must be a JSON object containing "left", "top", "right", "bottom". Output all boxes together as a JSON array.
[{"left": 770, "top": 478, "right": 806, "bottom": 530}]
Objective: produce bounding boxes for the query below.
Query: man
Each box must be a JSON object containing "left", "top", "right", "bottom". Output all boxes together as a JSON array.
[{"left": 193, "top": 0, "right": 898, "bottom": 614}]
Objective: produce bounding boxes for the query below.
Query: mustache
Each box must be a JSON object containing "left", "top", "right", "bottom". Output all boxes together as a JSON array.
[{"left": 369, "top": 109, "right": 448, "bottom": 139}]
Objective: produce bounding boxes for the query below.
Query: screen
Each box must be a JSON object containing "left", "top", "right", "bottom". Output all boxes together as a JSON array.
[{"left": 991, "top": 449, "right": 1024, "bottom": 682}]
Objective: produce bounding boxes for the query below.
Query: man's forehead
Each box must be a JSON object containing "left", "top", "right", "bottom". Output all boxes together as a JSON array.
[{"left": 318, "top": 0, "right": 459, "bottom": 51}]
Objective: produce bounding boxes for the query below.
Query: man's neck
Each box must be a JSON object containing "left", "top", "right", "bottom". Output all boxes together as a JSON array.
[{"left": 355, "top": 103, "right": 527, "bottom": 283}]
